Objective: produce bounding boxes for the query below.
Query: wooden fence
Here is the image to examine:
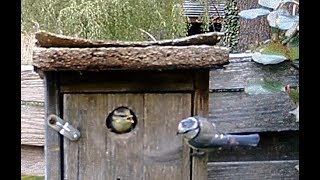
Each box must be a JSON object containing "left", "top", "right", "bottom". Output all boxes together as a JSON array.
[{"left": 21, "top": 53, "right": 299, "bottom": 178}]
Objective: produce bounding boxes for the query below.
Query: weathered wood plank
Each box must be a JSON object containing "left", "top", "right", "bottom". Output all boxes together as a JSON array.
[
  {"left": 63, "top": 94, "right": 110, "bottom": 179},
  {"left": 33, "top": 45, "right": 229, "bottom": 71},
  {"left": 192, "top": 71, "right": 209, "bottom": 180},
  {"left": 43, "top": 72, "right": 62, "bottom": 180},
  {"left": 21, "top": 145, "right": 45, "bottom": 176},
  {"left": 21, "top": 103, "right": 45, "bottom": 146},
  {"left": 63, "top": 93, "right": 191, "bottom": 179},
  {"left": 105, "top": 94, "right": 145, "bottom": 180},
  {"left": 208, "top": 92, "right": 299, "bottom": 133},
  {"left": 208, "top": 160, "right": 299, "bottom": 180},
  {"left": 209, "top": 60, "right": 299, "bottom": 90},
  {"left": 59, "top": 70, "right": 195, "bottom": 93},
  {"left": 21, "top": 65, "right": 44, "bottom": 102},
  {"left": 143, "top": 94, "right": 191, "bottom": 180},
  {"left": 35, "top": 31, "right": 224, "bottom": 48},
  {"left": 208, "top": 131, "right": 299, "bottom": 162}
]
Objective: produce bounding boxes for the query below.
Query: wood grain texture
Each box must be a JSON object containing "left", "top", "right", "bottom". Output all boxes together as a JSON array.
[
  {"left": 21, "top": 59, "right": 299, "bottom": 146},
  {"left": 63, "top": 93, "right": 191, "bottom": 180},
  {"left": 105, "top": 94, "right": 144, "bottom": 180},
  {"left": 209, "top": 60, "right": 299, "bottom": 90},
  {"left": 208, "top": 92, "right": 299, "bottom": 133},
  {"left": 63, "top": 94, "right": 109, "bottom": 180},
  {"left": 59, "top": 70, "right": 194, "bottom": 93},
  {"left": 21, "top": 145, "right": 45, "bottom": 176},
  {"left": 208, "top": 160, "right": 299, "bottom": 180},
  {"left": 21, "top": 103, "right": 45, "bottom": 146},
  {"left": 208, "top": 131, "right": 299, "bottom": 162},
  {"left": 192, "top": 71, "right": 209, "bottom": 180},
  {"left": 143, "top": 94, "right": 191, "bottom": 180},
  {"left": 35, "top": 31, "right": 224, "bottom": 47},
  {"left": 33, "top": 45, "right": 229, "bottom": 71},
  {"left": 43, "top": 72, "right": 62, "bottom": 180},
  {"left": 21, "top": 65, "right": 44, "bottom": 102}
]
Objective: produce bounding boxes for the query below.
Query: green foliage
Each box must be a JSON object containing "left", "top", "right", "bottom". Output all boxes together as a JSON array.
[
  {"left": 21, "top": 0, "right": 71, "bottom": 32},
  {"left": 259, "top": 42, "right": 288, "bottom": 56},
  {"left": 257, "top": 41, "right": 298, "bottom": 60},
  {"left": 240, "top": 0, "right": 299, "bottom": 120},
  {"left": 21, "top": 176, "right": 44, "bottom": 180},
  {"left": 199, "top": 0, "right": 210, "bottom": 32},
  {"left": 261, "top": 78, "right": 284, "bottom": 92},
  {"left": 245, "top": 78, "right": 284, "bottom": 95},
  {"left": 287, "top": 88, "right": 299, "bottom": 104},
  {"left": 222, "top": 0, "right": 239, "bottom": 52},
  {"left": 22, "top": 0, "right": 188, "bottom": 41},
  {"left": 239, "top": 0, "right": 299, "bottom": 63}
]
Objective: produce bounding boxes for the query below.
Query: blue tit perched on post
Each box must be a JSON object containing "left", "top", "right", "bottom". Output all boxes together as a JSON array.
[
  {"left": 106, "top": 107, "right": 136, "bottom": 134},
  {"left": 177, "top": 116, "right": 260, "bottom": 156}
]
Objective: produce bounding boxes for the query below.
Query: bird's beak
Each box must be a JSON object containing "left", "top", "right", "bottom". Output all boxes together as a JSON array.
[
  {"left": 176, "top": 130, "right": 184, "bottom": 135},
  {"left": 126, "top": 116, "right": 135, "bottom": 123}
]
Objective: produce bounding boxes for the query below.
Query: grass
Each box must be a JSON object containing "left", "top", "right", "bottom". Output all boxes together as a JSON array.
[{"left": 21, "top": 176, "right": 44, "bottom": 180}]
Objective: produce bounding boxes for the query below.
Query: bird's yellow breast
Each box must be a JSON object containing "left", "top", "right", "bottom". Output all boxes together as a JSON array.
[{"left": 112, "top": 118, "right": 133, "bottom": 133}]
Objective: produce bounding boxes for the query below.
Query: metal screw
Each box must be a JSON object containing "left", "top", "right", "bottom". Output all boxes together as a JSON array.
[{"left": 49, "top": 119, "right": 56, "bottom": 124}]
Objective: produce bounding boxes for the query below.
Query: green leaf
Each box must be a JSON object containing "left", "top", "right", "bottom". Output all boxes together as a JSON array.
[
  {"left": 267, "top": 10, "right": 299, "bottom": 30},
  {"left": 287, "top": 46, "right": 299, "bottom": 60},
  {"left": 258, "top": 41, "right": 298, "bottom": 60},
  {"left": 285, "top": 22, "right": 299, "bottom": 37},
  {"left": 261, "top": 79, "right": 284, "bottom": 92},
  {"left": 287, "top": 34, "right": 299, "bottom": 47},
  {"left": 259, "top": 0, "right": 294, "bottom": 10},
  {"left": 245, "top": 79, "right": 284, "bottom": 95},
  {"left": 252, "top": 52, "right": 287, "bottom": 65},
  {"left": 239, "top": 8, "right": 270, "bottom": 19},
  {"left": 286, "top": 86, "right": 299, "bottom": 103}
]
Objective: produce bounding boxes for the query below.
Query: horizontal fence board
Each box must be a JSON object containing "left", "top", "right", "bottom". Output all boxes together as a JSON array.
[
  {"left": 21, "top": 65, "right": 44, "bottom": 102},
  {"left": 209, "top": 60, "right": 299, "bottom": 90},
  {"left": 21, "top": 103, "right": 45, "bottom": 146},
  {"left": 21, "top": 145, "right": 45, "bottom": 176},
  {"left": 208, "top": 160, "right": 299, "bottom": 180},
  {"left": 208, "top": 131, "right": 299, "bottom": 162},
  {"left": 208, "top": 92, "right": 299, "bottom": 133}
]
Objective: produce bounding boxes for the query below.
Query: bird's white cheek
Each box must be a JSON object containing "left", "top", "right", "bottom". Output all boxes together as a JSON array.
[{"left": 184, "top": 129, "right": 199, "bottom": 139}]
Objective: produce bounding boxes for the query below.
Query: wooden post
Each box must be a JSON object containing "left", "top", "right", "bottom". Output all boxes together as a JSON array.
[
  {"left": 43, "top": 72, "right": 62, "bottom": 180},
  {"left": 192, "top": 71, "right": 209, "bottom": 180}
]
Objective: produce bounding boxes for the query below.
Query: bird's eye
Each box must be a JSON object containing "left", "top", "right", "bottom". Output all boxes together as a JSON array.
[{"left": 126, "top": 115, "right": 133, "bottom": 120}]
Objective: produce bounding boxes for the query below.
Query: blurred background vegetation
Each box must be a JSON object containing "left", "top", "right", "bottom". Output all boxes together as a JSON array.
[
  {"left": 21, "top": 176, "right": 44, "bottom": 180},
  {"left": 21, "top": 0, "right": 189, "bottom": 41}
]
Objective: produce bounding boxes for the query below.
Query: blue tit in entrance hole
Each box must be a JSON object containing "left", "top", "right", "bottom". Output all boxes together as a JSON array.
[
  {"left": 106, "top": 107, "right": 136, "bottom": 134},
  {"left": 177, "top": 116, "right": 260, "bottom": 156}
]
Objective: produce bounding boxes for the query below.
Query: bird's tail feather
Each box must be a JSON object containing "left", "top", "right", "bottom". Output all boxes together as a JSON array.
[{"left": 227, "top": 134, "right": 260, "bottom": 146}]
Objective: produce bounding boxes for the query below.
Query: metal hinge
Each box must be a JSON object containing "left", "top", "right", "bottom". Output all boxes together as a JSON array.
[{"left": 47, "top": 114, "right": 81, "bottom": 141}]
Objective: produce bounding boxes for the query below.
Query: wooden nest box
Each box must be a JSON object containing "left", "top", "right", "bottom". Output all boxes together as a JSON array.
[{"left": 32, "top": 31, "right": 229, "bottom": 180}]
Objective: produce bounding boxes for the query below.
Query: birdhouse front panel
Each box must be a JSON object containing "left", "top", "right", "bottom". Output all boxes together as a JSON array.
[{"left": 62, "top": 92, "right": 191, "bottom": 180}]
